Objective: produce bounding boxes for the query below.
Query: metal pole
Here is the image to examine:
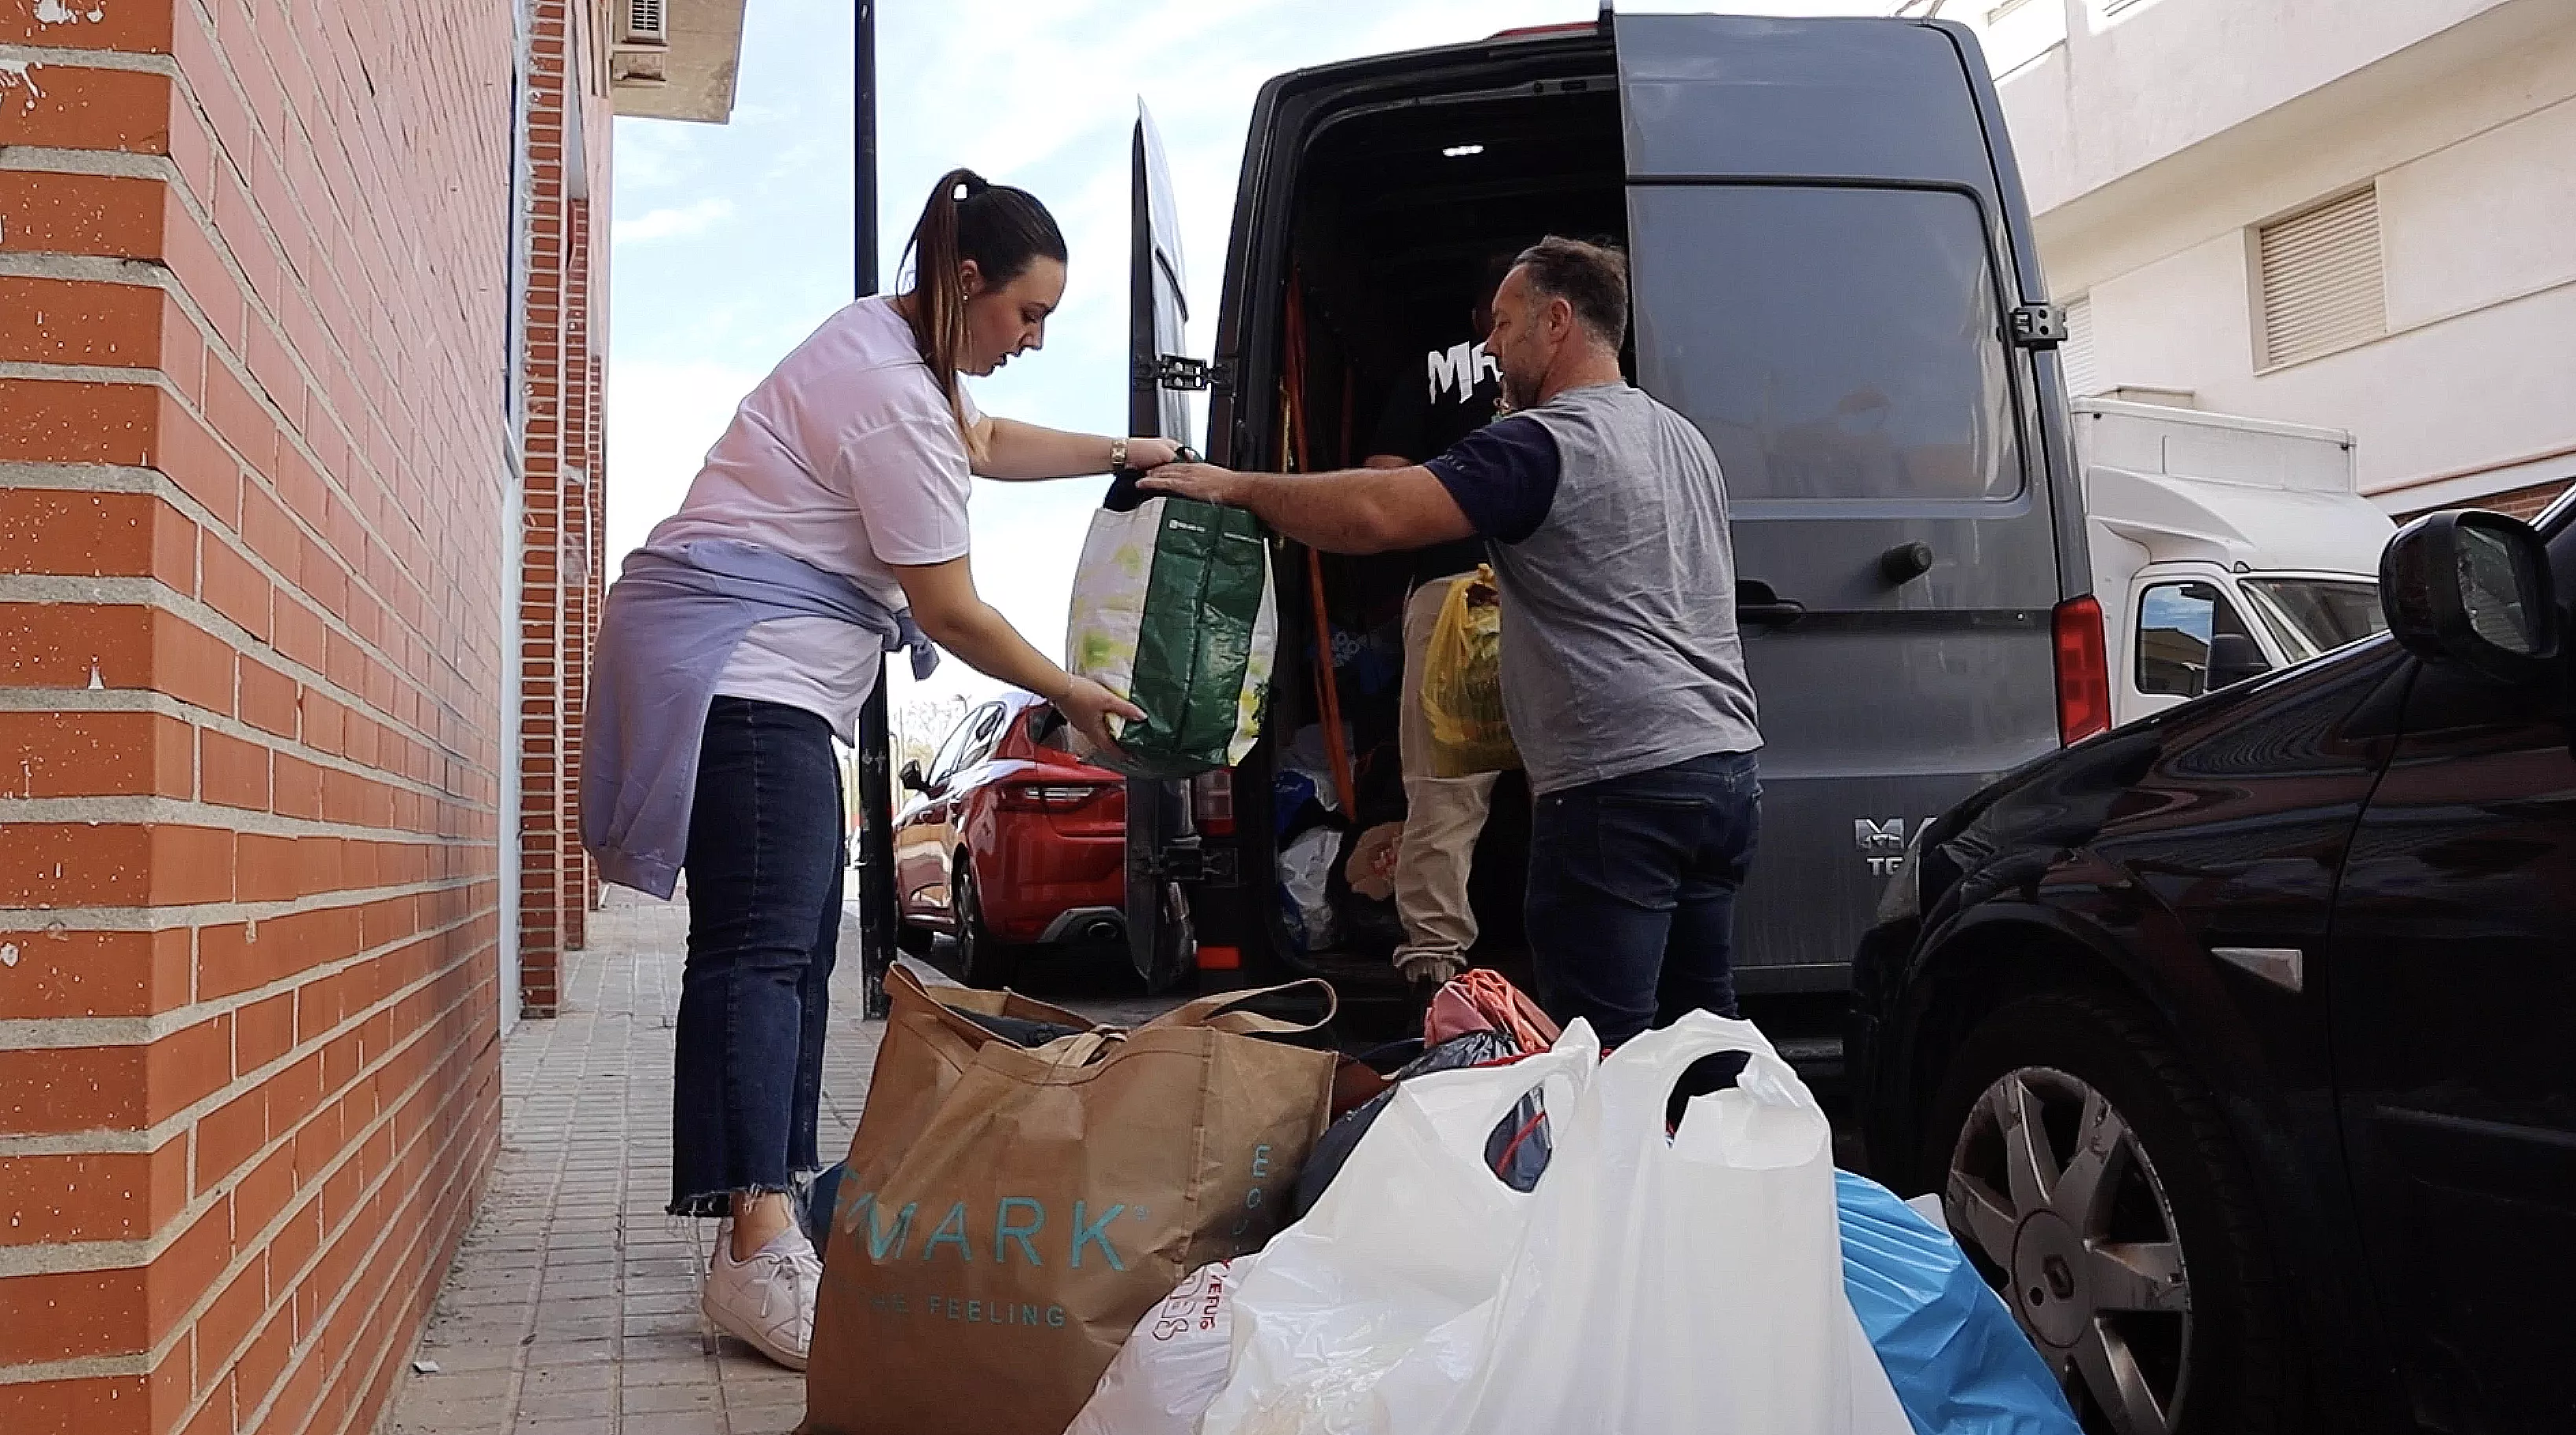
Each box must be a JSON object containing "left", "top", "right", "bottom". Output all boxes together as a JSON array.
[{"left": 853, "top": 0, "right": 897, "bottom": 1021}]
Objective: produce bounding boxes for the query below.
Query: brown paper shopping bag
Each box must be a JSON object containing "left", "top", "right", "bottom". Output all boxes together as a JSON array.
[{"left": 800, "top": 967, "right": 1338, "bottom": 1435}]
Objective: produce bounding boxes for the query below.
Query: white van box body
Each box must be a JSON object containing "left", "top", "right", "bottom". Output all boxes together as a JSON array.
[{"left": 2078, "top": 398, "right": 2395, "bottom": 726}]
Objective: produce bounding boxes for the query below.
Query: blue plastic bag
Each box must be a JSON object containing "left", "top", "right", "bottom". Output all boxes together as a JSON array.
[{"left": 1839, "top": 1170, "right": 2084, "bottom": 1435}]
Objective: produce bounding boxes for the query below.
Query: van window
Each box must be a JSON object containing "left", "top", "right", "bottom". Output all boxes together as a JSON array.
[
  {"left": 2138, "top": 581, "right": 2258, "bottom": 697},
  {"left": 1630, "top": 185, "right": 2020, "bottom": 505}
]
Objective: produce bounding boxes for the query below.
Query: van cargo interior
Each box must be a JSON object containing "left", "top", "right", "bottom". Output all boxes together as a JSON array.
[{"left": 1249, "top": 78, "right": 1622, "bottom": 1002}]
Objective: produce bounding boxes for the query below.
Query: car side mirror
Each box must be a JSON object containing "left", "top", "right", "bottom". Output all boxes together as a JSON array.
[
  {"left": 900, "top": 760, "right": 929, "bottom": 795},
  {"left": 2380, "top": 509, "right": 2560, "bottom": 684},
  {"left": 2205, "top": 632, "right": 2270, "bottom": 692}
]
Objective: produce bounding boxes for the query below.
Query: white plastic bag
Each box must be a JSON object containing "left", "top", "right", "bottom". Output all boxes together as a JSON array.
[
  {"left": 1416, "top": 1014, "right": 1864, "bottom": 1433},
  {"left": 1198, "top": 1027, "right": 1601, "bottom": 1435},
  {"left": 1276, "top": 827, "right": 1339, "bottom": 952},
  {"left": 1063, "top": 1259, "right": 1245, "bottom": 1435},
  {"left": 1202, "top": 1012, "right": 1914, "bottom": 1435}
]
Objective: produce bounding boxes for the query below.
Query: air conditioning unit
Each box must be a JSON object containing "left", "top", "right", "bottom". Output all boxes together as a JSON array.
[{"left": 618, "top": 0, "right": 669, "bottom": 49}]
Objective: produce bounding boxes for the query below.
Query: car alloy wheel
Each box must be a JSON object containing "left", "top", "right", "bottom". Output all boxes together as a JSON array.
[
  {"left": 1947, "top": 1066, "right": 2192, "bottom": 1435},
  {"left": 952, "top": 859, "right": 1018, "bottom": 989}
]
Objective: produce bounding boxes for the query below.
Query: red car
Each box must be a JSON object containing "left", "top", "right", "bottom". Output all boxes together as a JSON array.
[{"left": 893, "top": 691, "right": 1127, "bottom": 987}]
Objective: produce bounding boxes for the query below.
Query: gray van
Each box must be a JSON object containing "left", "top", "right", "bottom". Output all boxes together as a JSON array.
[{"left": 1117, "top": 12, "right": 2094, "bottom": 1028}]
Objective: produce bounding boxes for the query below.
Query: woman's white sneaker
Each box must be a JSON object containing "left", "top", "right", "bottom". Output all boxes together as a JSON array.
[{"left": 702, "top": 1220, "right": 823, "bottom": 1371}]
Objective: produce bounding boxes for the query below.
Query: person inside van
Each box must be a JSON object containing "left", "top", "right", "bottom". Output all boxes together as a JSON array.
[
  {"left": 1360, "top": 251, "right": 1515, "bottom": 995},
  {"left": 1143, "top": 237, "right": 1763, "bottom": 1049},
  {"left": 585, "top": 168, "right": 1165, "bottom": 1369}
]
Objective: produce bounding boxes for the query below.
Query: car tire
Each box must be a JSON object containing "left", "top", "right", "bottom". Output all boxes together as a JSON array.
[
  {"left": 951, "top": 857, "right": 1020, "bottom": 990},
  {"left": 894, "top": 920, "right": 935, "bottom": 957},
  {"left": 1920, "top": 989, "right": 2296, "bottom": 1435}
]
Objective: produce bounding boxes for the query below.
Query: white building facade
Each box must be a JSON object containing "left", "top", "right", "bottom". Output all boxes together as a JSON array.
[{"left": 1943, "top": 0, "right": 2576, "bottom": 519}]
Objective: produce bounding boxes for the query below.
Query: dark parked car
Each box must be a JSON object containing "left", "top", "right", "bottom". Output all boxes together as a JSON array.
[{"left": 1852, "top": 502, "right": 2576, "bottom": 1435}]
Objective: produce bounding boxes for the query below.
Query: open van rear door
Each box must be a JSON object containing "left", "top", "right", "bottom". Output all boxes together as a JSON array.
[
  {"left": 1616, "top": 15, "right": 2085, "bottom": 994},
  {"left": 1121, "top": 101, "right": 1201, "bottom": 991}
]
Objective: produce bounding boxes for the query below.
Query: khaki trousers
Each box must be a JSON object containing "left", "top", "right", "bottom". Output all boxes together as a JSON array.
[{"left": 1394, "top": 574, "right": 1498, "bottom": 972}]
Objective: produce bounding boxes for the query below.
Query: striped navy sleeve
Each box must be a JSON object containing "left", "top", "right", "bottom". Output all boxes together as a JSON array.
[{"left": 1422, "top": 415, "right": 1561, "bottom": 545}]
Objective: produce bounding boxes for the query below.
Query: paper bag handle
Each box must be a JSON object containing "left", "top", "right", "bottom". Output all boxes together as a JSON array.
[
  {"left": 1033, "top": 1028, "right": 1124, "bottom": 1070},
  {"left": 1155, "top": 978, "right": 1339, "bottom": 1040},
  {"left": 883, "top": 962, "right": 1093, "bottom": 1049}
]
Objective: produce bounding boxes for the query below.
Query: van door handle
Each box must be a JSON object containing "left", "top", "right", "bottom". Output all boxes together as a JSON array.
[{"left": 1737, "top": 579, "right": 1805, "bottom": 627}]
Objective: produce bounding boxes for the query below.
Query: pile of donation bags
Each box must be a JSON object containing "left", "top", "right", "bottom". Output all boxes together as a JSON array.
[
  {"left": 799, "top": 966, "right": 1339, "bottom": 1434},
  {"left": 804, "top": 964, "right": 2082, "bottom": 1435}
]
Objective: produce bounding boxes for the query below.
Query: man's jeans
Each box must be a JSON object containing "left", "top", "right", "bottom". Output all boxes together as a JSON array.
[
  {"left": 670, "top": 697, "right": 845, "bottom": 1217},
  {"left": 1525, "top": 750, "right": 1761, "bottom": 1049}
]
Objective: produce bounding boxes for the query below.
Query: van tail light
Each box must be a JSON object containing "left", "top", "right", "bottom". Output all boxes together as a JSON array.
[
  {"left": 999, "top": 782, "right": 1107, "bottom": 813},
  {"left": 2053, "top": 595, "right": 2113, "bottom": 746},
  {"left": 1191, "top": 770, "right": 1236, "bottom": 836}
]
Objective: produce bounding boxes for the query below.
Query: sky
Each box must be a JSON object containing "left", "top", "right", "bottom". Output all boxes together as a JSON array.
[{"left": 607, "top": 0, "right": 1894, "bottom": 743}]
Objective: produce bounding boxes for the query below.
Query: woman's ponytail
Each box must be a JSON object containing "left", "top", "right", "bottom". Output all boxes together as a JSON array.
[
  {"left": 905, "top": 168, "right": 978, "bottom": 446},
  {"left": 900, "top": 167, "right": 1066, "bottom": 462}
]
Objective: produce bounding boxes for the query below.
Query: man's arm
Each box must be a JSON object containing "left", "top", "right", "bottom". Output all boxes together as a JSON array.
[{"left": 1139, "top": 462, "right": 1476, "bottom": 556}]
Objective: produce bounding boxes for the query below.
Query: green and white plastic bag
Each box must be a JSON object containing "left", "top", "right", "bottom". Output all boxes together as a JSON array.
[{"left": 1066, "top": 494, "right": 1277, "bottom": 780}]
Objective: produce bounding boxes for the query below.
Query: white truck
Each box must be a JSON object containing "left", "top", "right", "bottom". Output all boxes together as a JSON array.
[{"left": 2077, "top": 398, "right": 2396, "bottom": 728}]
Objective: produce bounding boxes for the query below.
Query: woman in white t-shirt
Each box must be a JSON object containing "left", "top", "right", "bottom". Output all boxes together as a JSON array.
[{"left": 619, "top": 168, "right": 1171, "bottom": 1369}]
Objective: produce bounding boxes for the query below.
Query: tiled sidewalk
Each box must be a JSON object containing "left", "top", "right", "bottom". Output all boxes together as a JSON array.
[
  {"left": 383, "top": 888, "right": 884, "bottom": 1435},
  {"left": 384, "top": 888, "right": 1177, "bottom": 1434}
]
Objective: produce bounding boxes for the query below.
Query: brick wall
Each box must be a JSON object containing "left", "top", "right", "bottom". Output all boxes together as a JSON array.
[
  {"left": 0, "top": 0, "right": 601, "bottom": 1429},
  {"left": 514, "top": 0, "right": 608, "bottom": 1018},
  {"left": 2448, "top": 479, "right": 2569, "bottom": 524}
]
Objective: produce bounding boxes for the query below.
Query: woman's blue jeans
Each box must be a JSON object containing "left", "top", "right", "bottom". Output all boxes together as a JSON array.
[{"left": 670, "top": 697, "right": 844, "bottom": 1217}]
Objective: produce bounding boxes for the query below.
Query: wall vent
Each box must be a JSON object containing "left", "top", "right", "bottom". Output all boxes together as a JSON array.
[{"left": 618, "top": 0, "right": 668, "bottom": 48}]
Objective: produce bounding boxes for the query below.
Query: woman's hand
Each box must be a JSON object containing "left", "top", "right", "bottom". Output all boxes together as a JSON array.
[
  {"left": 1121, "top": 436, "right": 1183, "bottom": 472},
  {"left": 1054, "top": 675, "right": 1147, "bottom": 755}
]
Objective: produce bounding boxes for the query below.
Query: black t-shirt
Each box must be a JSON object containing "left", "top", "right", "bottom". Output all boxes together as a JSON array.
[
  {"left": 1366, "top": 337, "right": 1503, "bottom": 585},
  {"left": 1425, "top": 415, "right": 1561, "bottom": 544}
]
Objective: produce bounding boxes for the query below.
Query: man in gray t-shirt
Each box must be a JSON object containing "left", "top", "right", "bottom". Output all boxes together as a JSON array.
[{"left": 1143, "top": 237, "right": 1763, "bottom": 1048}]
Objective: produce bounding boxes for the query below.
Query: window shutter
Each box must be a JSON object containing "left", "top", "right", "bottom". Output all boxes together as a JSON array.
[
  {"left": 2061, "top": 295, "right": 2099, "bottom": 398},
  {"left": 2257, "top": 187, "right": 2384, "bottom": 368}
]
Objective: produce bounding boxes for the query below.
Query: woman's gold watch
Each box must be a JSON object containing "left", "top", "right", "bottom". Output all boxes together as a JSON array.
[{"left": 1109, "top": 437, "right": 1128, "bottom": 472}]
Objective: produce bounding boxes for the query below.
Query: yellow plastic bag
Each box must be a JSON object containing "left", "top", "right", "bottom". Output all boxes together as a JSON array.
[{"left": 1422, "top": 566, "right": 1520, "bottom": 777}]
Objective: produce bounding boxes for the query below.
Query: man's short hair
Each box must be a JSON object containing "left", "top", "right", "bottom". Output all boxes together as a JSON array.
[{"left": 1514, "top": 236, "right": 1629, "bottom": 346}]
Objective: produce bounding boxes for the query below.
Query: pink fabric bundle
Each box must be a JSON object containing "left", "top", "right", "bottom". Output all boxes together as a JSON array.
[{"left": 1424, "top": 968, "right": 1561, "bottom": 1052}]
